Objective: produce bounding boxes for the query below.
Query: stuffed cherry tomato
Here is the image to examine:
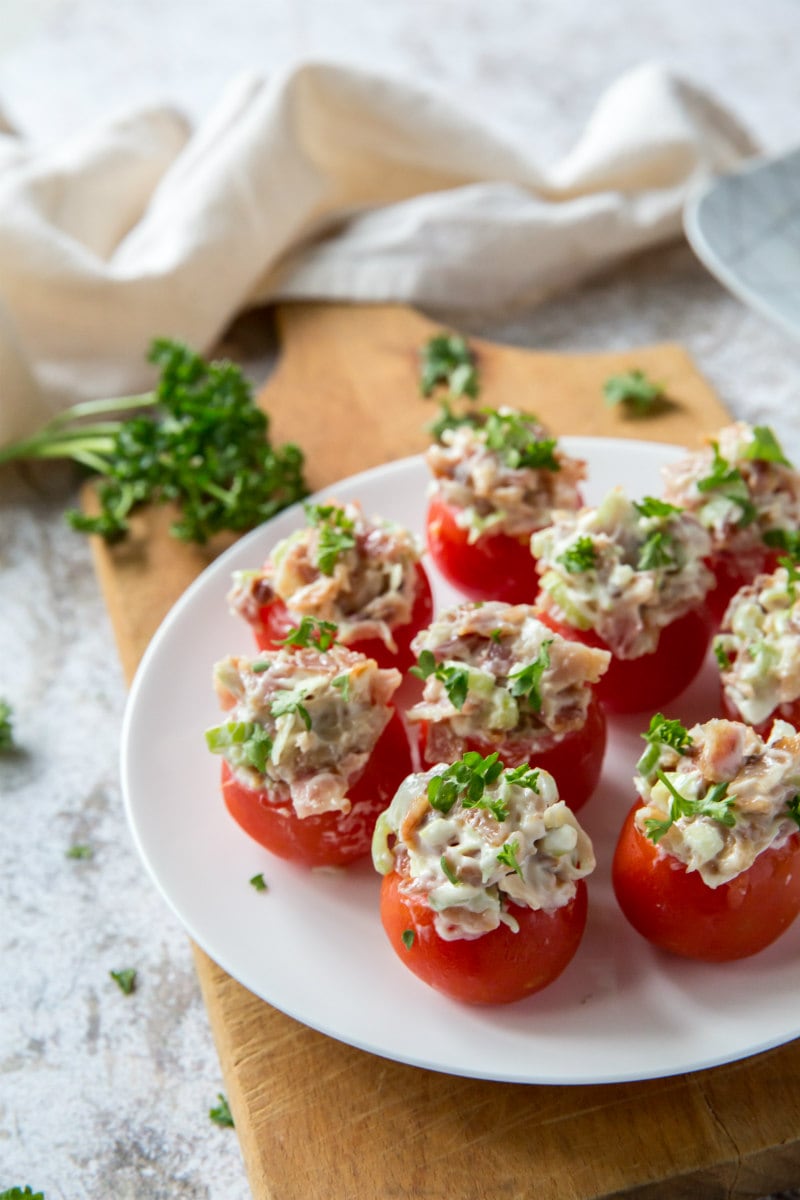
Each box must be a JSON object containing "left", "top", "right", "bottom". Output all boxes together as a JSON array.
[
  {"left": 372, "top": 753, "right": 595, "bottom": 1004},
  {"left": 612, "top": 713, "right": 800, "bottom": 961},
  {"left": 660, "top": 421, "right": 800, "bottom": 624},
  {"left": 715, "top": 564, "right": 800, "bottom": 737},
  {"left": 424, "top": 407, "right": 585, "bottom": 602},
  {"left": 407, "top": 600, "right": 609, "bottom": 812},
  {"left": 532, "top": 490, "right": 714, "bottom": 714},
  {"left": 206, "top": 636, "right": 413, "bottom": 868},
  {"left": 228, "top": 499, "right": 433, "bottom": 674}
]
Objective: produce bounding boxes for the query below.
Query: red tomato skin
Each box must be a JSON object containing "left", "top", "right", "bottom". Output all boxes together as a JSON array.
[
  {"left": 253, "top": 561, "right": 434, "bottom": 675},
  {"left": 220, "top": 710, "right": 413, "bottom": 868},
  {"left": 417, "top": 695, "right": 606, "bottom": 814},
  {"left": 706, "top": 548, "right": 781, "bottom": 625},
  {"left": 425, "top": 495, "right": 541, "bottom": 603},
  {"left": 536, "top": 605, "right": 713, "bottom": 715},
  {"left": 380, "top": 870, "right": 588, "bottom": 1005},
  {"left": 612, "top": 801, "right": 800, "bottom": 961},
  {"left": 719, "top": 688, "right": 800, "bottom": 740}
]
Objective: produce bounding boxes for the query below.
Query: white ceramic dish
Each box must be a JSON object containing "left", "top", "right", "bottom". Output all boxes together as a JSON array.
[{"left": 121, "top": 437, "right": 800, "bottom": 1085}]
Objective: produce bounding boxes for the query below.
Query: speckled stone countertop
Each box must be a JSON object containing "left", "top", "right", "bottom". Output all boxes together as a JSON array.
[{"left": 2, "top": 2, "right": 800, "bottom": 1198}]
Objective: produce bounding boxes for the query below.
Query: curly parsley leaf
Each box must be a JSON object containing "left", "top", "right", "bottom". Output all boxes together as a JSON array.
[
  {"left": 0, "top": 340, "right": 308, "bottom": 544},
  {"left": 744, "top": 425, "right": 791, "bottom": 466},
  {"left": 644, "top": 773, "right": 736, "bottom": 844},
  {"left": 508, "top": 641, "right": 552, "bottom": 713},
  {"left": 496, "top": 839, "right": 524, "bottom": 879},
  {"left": 503, "top": 764, "right": 541, "bottom": 792},
  {"left": 603, "top": 369, "right": 666, "bottom": 414},
  {"left": 410, "top": 650, "right": 471, "bottom": 710},
  {"left": 637, "top": 713, "right": 693, "bottom": 777},
  {"left": 305, "top": 503, "right": 357, "bottom": 575},
  {"left": 110, "top": 968, "right": 137, "bottom": 995},
  {"left": 278, "top": 616, "right": 339, "bottom": 652},
  {"left": 420, "top": 333, "right": 480, "bottom": 399},
  {"left": 483, "top": 410, "right": 559, "bottom": 471},
  {"left": 557, "top": 535, "right": 597, "bottom": 573},
  {"left": 427, "top": 750, "right": 504, "bottom": 814},
  {"left": 209, "top": 1093, "right": 235, "bottom": 1128},
  {"left": 205, "top": 721, "right": 273, "bottom": 774}
]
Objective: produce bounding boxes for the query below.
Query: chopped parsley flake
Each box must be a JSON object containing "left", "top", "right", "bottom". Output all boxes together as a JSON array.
[
  {"left": 206, "top": 721, "right": 273, "bottom": 774},
  {"left": 603, "top": 369, "right": 665, "bottom": 414},
  {"left": 496, "top": 839, "right": 524, "bottom": 879},
  {"left": 278, "top": 616, "right": 338, "bottom": 651},
  {"left": 788, "top": 794, "right": 800, "bottom": 829},
  {"left": 637, "top": 713, "right": 694, "bottom": 777},
  {"left": 440, "top": 855, "right": 461, "bottom": 886},
  {"left": 410, "top": 650, "right": 470, "bottom": 710},
  {"left": 744, "top": 425, "right": 791, "bottom": 466},
  {"left": 0, "top": 699, "right": 14, "bottom": 752},
  {"left": 305, "top": 503, "right": 357, "bottom": 575},
  {"left": 110, "top": 968, "right": 137, "bottom": 995},
  {"left": 65, "top": 844, "right": 93, "bottom": 860},
  {"left": 209, "top": 1093, "right": 235, "bottom": 1127},
  {"left": 483, "top": 409, "right": 559, "bottom": 471},
  {"left": 249, "top": 872, "right": 268, "bottom": 892},
  {"left": 0, "top": 1190, "right": 45, "bottom": 1200},
  {"left": 401, "top": 929, "right": 415, "bottom": 950},
  {"left": 427, "top": 750, "right": 504, "bottom": 814},
  {"left": 557, "top": 536, "right": 597, "bottom": 573},
  {"left": 270, "top": 689, "right": 312, "bottom": 730},
  {"left": 508, "top": 641, "right": 552, "bottom": 712},
  {"left": 696, "top": 442, "right": 758, "bottom": 528},
  {"left": 713, "top": 640, "right": 732, "bottom": 671},
  {"left": 634, "top": 496, "right": 682, "bottom": 518},
  {"left": 637, "top": 529, "right": 677, "bottom": 572}
]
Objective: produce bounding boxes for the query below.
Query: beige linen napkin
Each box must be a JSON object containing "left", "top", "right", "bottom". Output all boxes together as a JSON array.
[{"left": 0, "top": 59, "right": 756, "bottom": 447}]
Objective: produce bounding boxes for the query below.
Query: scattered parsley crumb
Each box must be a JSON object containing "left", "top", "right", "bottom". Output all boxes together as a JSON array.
[
  {"left": 209, "top": 1093, "right": 235, "bottom": 1127},
  {"left": 0, "top": 1189, "right": 45, "bottom": 1200},
  {"left": 0, "top": 699, "right": 15, "bottom": 752},
  {"left": 109, "top": 968, "right": 137, "bottom": 995},
  {"left": 249, "top": 872, "right": 268, "bottom": 892},
  {"left": 401, "top": 929, "right": 415, "bottom": 950},
  {"left": 66, "top": 844, "right": 93, "bottom": 860}
]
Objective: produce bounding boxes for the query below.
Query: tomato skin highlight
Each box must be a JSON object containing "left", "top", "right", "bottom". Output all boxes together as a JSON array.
[
  {"left": 425, "top": 495, "right": 540, "bottom": 603},
  {"left": 254, "top": 561, "right": 433, "bottom": 675},
  {"left": 612, "top": 801, "right": 800, "bottom": 961},
  {"left": 380, "top": 870, "right": 588, "bottom": 1005},
  {"left": 536, "top": 605, "right": 713, "bottom": 715},
  {"left": 220, "top": 710, "right": 413, "bottom": 868},
  {"left": 417, "top": 695, "right": 606, "bottom": 815}
]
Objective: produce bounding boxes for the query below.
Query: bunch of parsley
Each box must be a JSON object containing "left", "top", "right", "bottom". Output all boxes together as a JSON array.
[{"left": 0, "top": 339, "right": 308, "bottom": 544}]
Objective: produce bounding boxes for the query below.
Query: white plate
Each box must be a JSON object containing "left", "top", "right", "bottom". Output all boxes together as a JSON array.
[{"left": 121, "top": 437, "right": 800, "bottom": 1085}]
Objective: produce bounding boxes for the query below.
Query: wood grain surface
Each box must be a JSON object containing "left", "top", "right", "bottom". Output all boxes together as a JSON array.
[{"left": 90, "top": 302, "right": 800, "bottom": 1199}]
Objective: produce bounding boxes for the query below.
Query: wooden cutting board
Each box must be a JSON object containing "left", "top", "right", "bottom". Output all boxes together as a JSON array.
[{"left": 91, "top": 302, "right": 800, "bottom": 1199}]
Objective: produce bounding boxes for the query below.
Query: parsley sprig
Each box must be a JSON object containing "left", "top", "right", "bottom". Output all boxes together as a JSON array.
[
  {"left": 205, "top": 721, "right": 273, "bottom": 773},
  {"left": 419, "top": 333, "right": 480, "bottom": 399},
  {"left": 410, "top": 650, "right": 471, "bottom": 710},
  {"left": 696, "top": 442, "right": 757, "bottom": 528},
  {"left": 278, "top": 616, "right": 338, "bottom": 651},
  {"left": 508, "top": 641, "right": 552, "bottom": 713},
  {"left": 603, "top": 369, "right": 666, "bottom": 414},
  {"left": 496, "top": 839, "right": 524, "bottom": 879},
  {"left": 636, "top": 713, "right": 694, "bottom": 777},
  {"left": 0, "top": 1189, "right": 45, "bottom": 1200},
  {"left": 743, "top": 425, "right": 791, "bottom": 466},
  {"left": 483, "top": 410, "right": 559, "bottom": 471},
  {"left": 557, "top": 535, "right": 597, "bottom": 573},
  {"left": 0, "top": 340, "right": 308, "bottom": 543},
  {"left": 209, "top": 1093, "right": 235, "bottom": 1128},
  {"left": 645, "top": 772, "right": 736, "bottom": 844},
  {"left": 305, "top": 503, "right": 357, "bottom": 575},
  {"left": 426, "top": 751, "right": 540, "bottom": 817}
]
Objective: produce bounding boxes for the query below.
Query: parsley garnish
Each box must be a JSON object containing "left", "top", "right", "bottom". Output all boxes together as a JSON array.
[
  {"left": 603, "top": 369, "right": 665, "bottom": 414},
  {"left": 633, "top": 497, "right": 682, "bottom": 518},
  {"left": 205, "top": 721, "right": 273, "bottom": 773},
  {"left": 110, "top": 968, "right": 137, "bottom": 995},
  {"left": 788, "top": 795, "right": 800, "bottom": 829},
  {"left": 427, "top": 751, "right": 504, "bottom": 814},
  {"left": 410, "top": 650, "right": 470, "bottom": 710},
  {"left": 764, "top": 528, "right": 800, "bottom": 562},
  {"left": 270, "top": 689, "right": 312, "bottom": 730},
  {"left": 713, "top": 639, "right": 732, "bottom": 671},
  {"left": 249, "top": 873, "right": 268, "bottom": 892},
  {"left": 305, "top": 504, "right": 357, "bottom": 575},
  {"left": 0, "top": 699, "right": 14, "bottom": 751},
  {"left": 637, "top": 529, "right": 677, "bottom": 571},
  {"left": 508, "top": 641, "right": 552, "bottom": 713},
  {"left": 440, "top": 855, "right": 461, "bottom": 886},
  {"left": 420, "top": 333, "right": 480, "bottom": 399},
  {"left": 503, "top": 764, "right": 541, "bottom": 792},
  {"left": 636, "top": 713, "right": 693, "bottom": 777},
  {"left": 483, "top": 410, "right": 559, "bottom": 471},
  {"left": 557, "top": 536, "right": 597, "bottom": 573},
  {"left": 0, "top": 1190, "right": 45, "bottom": 1200},
  {"left": 0, "top": 340, "right": 308, "bottom": 543},
  {"left": 644, "top": 772, "right": 736, "bottom": 844},
  {"left": 496, "top": 839, "right": 524, "bottom": 879},
  {"left": 66, "top": 844, "right": 93, "bottom": 860},
  {"left": 744, "top": 425, "right": 791, "bottom": 466},
  {"left": 426, "top": 400, "right": 483, "bottom": 442},
  {"left": 278, "top": 616, "right": 338, "bottom": 651},
  {"left": 401, "top": 929, "right": 415, "bottom": 950},
  {"left": 209, "top": 1093, "right": 235, "bottom": 1128},
  {"left": 696, "top": 442, "right": 757, "bottom": 528}
]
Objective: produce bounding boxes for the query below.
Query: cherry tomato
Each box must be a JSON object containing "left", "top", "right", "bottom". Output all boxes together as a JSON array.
[
  {"left": 416, "top": 694, "right": 606, "bottom": 814},
  {"left": 425, "top": 495, "right": 540, "bottom": 603},
  {"left": 254, "top": 561, "right": 434, "bottom": 674},
  {"left": 380, "top": 870, "right": 588, "bottom": 1005},
  {"left": 706, "top": 548, "right": 779, "bottom": 625},
  {"left": 612, "top": 800, "right": 800, "bottom": 961},
  {"left": 536, "top": 605, "right": 713, "bottom": 715},
  {"left": 220, "top": 710, "right": 413, "bottom": 868}
]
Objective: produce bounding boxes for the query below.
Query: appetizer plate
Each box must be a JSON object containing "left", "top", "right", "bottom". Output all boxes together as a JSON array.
[{"left": 121, "top": 437, "right": 800, "bottom": 1086}]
